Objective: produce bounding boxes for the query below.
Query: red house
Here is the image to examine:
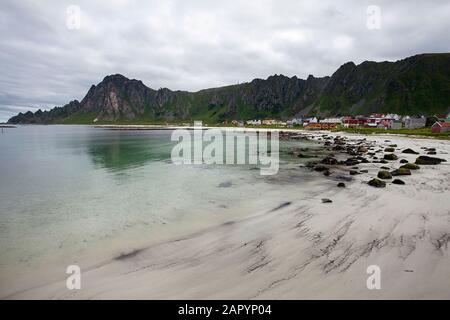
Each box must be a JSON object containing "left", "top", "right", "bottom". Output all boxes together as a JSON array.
[{"left": 431, "top": 121, "right": 450, "bottom": 133}]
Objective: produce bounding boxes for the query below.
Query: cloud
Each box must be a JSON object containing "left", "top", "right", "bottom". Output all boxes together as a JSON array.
[{"left": 1, "top": 0, "right": 450, "bottom": 121}]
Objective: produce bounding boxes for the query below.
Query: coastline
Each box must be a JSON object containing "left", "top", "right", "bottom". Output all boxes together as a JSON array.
[
  {"left": 93, "top": 124, "right": 450, "bottom": 140},
  {"left": 4, "top": 130, "right": 450, "bottom": 299}
]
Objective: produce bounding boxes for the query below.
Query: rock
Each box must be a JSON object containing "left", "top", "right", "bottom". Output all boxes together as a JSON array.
[
  {"left": 392, "top": 179, "right": 405, "bottom": 185},
  {"left": 427, "top": 151, "right": 437, "bottom": 155},
  {"left": 337, "top": 182, "right": 346, "bottom": 188},
  {"left": 415, "top": 156, "right": 446, "bottom": 165},
  {"left": 335, "top": 175, "right": 353, "bottom": 182},
  {"left": 323, "top": 170, "right": 331, "bottom": 176},
  {"left": 384, "top": 153, "right": 398, "bottom": 161},
  {"left": 388, "top": 144, "right": 398, "bottom": 148},
  {"left": 321, "top": 157, "right": 338, "bottom": 165},
  {"left": 399, "top": 159, "right": 408, "bottom": 163},
  {"left": 349, "top": 170, "right": 360, "bottom": 175},
  {"left": 332, "top": 145, "right": 345, "bottom": 151},
  {"left": 305, "top": 161, "right": 318, "bottom": 168},
  {"left": 358, "top": 146, "right": 368, "bottom": 153},
  {"left": 377, "top": 170, "right": 392, "bottom": 179},
  {"left": 380, "top": 166, "right": 390, "bottom": 170},
  {"left": 400, "top": 163, "right": 420, "bottom": 170},
  {"left": 384, "top": 147, "right": 395, "bottom": 152},
  {"left": 360, "top": 169, "right": 369, "bottom": 173},
  {"left": 297, "top": 153, "right": 315, "bottom": 158},
  {"left": 321, "top": 198, "right": 333, "bottom": 203},
  {"left": 218, "top": 181, "right": 233, "bottom": 188},
  {"left": 344, "top": 158, "right": 360, "bottom": 166},
  {"left": 391, "top": 168, "right": 411, "bottom": 176},
  {"left": 380, "top": 159, "right": 389, "bottom": 164},
  {"left": 313, "top": 165, "right": 328, "bottom": 172},
  {"left": 402, "top": 148, "right": 419, "bottom": 154},
  {"left": 368, "top": 178, "right": 386, "bottom": 188}
]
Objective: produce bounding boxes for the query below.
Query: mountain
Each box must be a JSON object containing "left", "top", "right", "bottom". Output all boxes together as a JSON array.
[{"left": 8, "top": 53, "right": 450, "bottom": 124}]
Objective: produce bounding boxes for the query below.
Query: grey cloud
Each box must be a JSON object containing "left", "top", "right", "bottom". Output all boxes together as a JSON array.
[{"left": 1, "top": 0, "right": 449, "bottom": 122}]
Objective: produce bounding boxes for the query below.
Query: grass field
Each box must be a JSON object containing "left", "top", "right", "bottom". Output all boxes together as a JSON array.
[{"left": 330, "top": 126, "right": 450, "bottom": 140}]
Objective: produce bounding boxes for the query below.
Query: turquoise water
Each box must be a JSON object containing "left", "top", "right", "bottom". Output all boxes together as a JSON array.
[{"left": 0, "top": 125, "right": 326, "bottom": 291}]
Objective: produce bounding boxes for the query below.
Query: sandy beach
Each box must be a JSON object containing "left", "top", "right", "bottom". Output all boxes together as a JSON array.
[{"left": 4, "top": 130, "right": 450, "bottom": 300}]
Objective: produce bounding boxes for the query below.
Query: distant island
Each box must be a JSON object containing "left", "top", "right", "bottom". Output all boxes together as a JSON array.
[{"left": 8, "top": 53, "right": 450, "bottom": 125}]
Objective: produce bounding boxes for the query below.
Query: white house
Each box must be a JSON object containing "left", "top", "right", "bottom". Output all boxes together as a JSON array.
[
  {"left": 404, "top": 116, "right": 426, "bottom": 129},
  {"left": 320, "top": 117, "right": 342, "bottom": 124}
]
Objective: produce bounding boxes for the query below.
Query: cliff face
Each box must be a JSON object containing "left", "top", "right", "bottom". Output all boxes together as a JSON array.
[{"left": 8, "top": 53, "right": 450, "bottom": 124}]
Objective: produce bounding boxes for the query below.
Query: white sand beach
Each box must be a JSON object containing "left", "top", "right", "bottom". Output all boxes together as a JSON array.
[{"left": 4, "top": 130, "right": 450, "bottom": 299}]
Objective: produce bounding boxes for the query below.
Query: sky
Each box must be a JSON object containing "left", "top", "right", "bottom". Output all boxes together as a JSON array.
[{"left": 1, "top": 0, "right": 450, "bottom": 122}]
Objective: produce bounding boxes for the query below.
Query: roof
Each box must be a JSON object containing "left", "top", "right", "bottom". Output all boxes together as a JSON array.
[{"left": 433, "top": 121, "right": 450, "bottom": 127}]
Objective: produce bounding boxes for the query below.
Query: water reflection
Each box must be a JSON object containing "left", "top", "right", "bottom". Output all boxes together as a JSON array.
[{"left": 86, "top": 130, "right": 175, "bottom": 171}]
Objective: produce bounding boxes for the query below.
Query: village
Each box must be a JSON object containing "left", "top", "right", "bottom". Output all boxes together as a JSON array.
[{"left": 226, "top": 112, "right": 450, "bottom": 133}]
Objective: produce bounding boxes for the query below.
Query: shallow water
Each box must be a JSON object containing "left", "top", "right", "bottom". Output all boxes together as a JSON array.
[{"left": 0, "top": 125, "right": 327, "bottom": 290}]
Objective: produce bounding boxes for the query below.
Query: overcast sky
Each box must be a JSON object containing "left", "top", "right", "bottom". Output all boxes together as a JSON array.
[{"left": 1, "top": 0, "right": 450, "bottom": 122}]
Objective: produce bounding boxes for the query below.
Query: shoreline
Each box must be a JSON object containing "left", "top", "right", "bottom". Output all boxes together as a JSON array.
[
  {"left": 7, "top": 123, "right": 449, "bottom": 140},
  {"left": 4, "top": 130, "right": 450, "bottom": 299}
]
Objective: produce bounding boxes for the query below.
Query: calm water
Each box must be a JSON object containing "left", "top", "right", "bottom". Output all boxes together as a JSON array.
[{"left": 0, "top": 125, "right": 326, "bottom": 288}]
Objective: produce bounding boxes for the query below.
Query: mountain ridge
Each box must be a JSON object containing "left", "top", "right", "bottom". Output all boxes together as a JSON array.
[{"left": 8, "top": 53, "right": 450, "bottom": 124}]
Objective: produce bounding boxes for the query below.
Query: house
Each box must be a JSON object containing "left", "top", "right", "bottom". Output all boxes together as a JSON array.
[
  {"left": 342, "top": 117, "right": 365, "bottom": 128},
  {"left": 262, "top": 119, "right": 275, "bottom": 125},
  {"left": 391, "top": 120, "right": 402, "bottom": 129},
  {"left": 320, "top": 117, "right": 342, "bottom": 124},
  {"left": 305, "top": 123, "right": 337, "bottom": 130},
  {"left": 291, "top": 118, "right": 303, "bottom": 125},
  {"left": 246, "top": 119, "right": 261, "bottom": 125},
  {"left": 377, "top": 119, "right": 393, "bottom": 129},
  {"left": 385, "top": 113, "right": 401, "bottom": 120},
  {"left": 404, "top": 117, "right": 426, "bottom": 129},
  {"left": 431, "top": 121, "right": 450, "bottom": 133}
]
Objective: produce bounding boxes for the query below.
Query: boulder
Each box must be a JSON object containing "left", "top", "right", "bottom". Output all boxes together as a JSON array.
[
  {"left": 345, "top": 158, "right": 360, "bottom": 166},
  {"left": 368, "top": 178, "right": 386, "bottom": 188},
  {"left": 321, "top": 198, "right": 333, "bottom": 203},
  {"left": 391, "top": 168, "right": 411, "bottom": 176},
  {"left": 321, "top": 157, "right": 338, "bottom": 165},
  {"left": 337, "top": 182, "right": 346, "bottom": 188},
  {"left": 399, "top": 159, "right": 408, "bottom": 163},
  {"left": 349, "top": 170, "right": 360, "bottom": 175},
  {"left": 392, "top": 179, "right": 405, "bottom": 185},
  {"left": 402, "top": 148, "right": 419, "bottom": 154},
  {"left": 377, "top": 170, "right": 392, "bottom": 179},
  {"left": 358, "top": 146, "right": 368, "bottom": 153},
  {"left": 400, "top": 163, "right": 420, "bottom": 170},
  {"left": 313, "top": 165, "right": 328, "bottom": 172},
  {"left": 384, "top": 153, "right": 398, "bottom": 161},
  {"left": 384, "top": 147, "right": 395, "bottom": 152},
  {"left": 415, "top": 156, "right": 446, "bottom": 165}
]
